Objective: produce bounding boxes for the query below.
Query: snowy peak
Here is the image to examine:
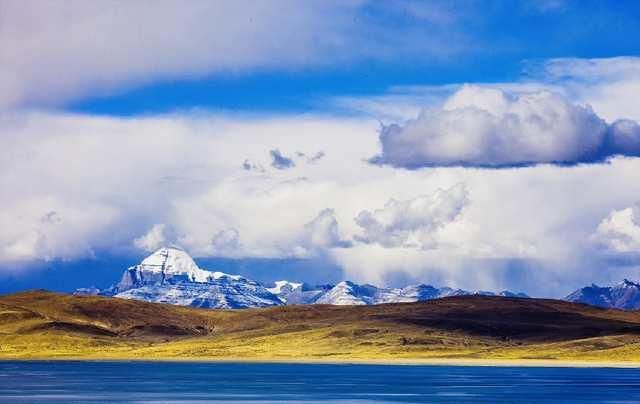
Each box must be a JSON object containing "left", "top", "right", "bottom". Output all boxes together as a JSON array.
[
  {"left": 138, "top": 247, "right": 210, "bottom": 282},
  {"left": 267, "top": 280, "right": 303, "bottom": 295},
  {"left": 408, "top": 284, "right": 441, "bottom": 299},
  {"left": 619, "top": 279, "right": 640, "bottom": 289},
  {"left": 267, "top": 280, "right": 330, "bottom": 304},
  {"left": 117, "top": 247, "right": 244, "bottom": 291},
  {"left": 315, "top": 281, "right": 377, "bottom": 305},
  {"left": 313, "top": 282, "right": 528, "bottom": 306},
  {"left": 565, "top": 279, "right": 640, "bottom": 310},
  {"left": 110, "top": 247, "right": 281, "bottom": 309}
]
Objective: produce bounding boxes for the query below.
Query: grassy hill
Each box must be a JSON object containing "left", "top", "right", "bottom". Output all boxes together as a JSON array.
[{"left": 2, "top": 290, "right": 640, "bottom": 363}]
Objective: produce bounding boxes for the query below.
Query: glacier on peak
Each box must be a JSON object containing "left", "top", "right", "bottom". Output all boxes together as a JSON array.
[
  {"left": 134, "top": 247, "right": 211, "bottom": 282},
  {"left": 108, "top": 247, "right": 281, "bottom": 309},
  {"left": 116, "top": 247, "right": 245, "bottom": 291}
]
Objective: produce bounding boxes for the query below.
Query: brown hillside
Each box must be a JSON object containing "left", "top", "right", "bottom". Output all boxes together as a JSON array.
[{"left": 2, "top": 290, "right": 640, "bottom": 362}]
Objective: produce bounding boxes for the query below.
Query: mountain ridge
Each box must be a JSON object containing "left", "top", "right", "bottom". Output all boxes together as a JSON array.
[
  {"left": 566, "top": 279, "right": 640, "bottom": 310},
  {"left": 76, "top": 247, "right": 530, "bottom": 309},
  {"left": 76, "top": 247, "right": 640, "bottom": 311}
]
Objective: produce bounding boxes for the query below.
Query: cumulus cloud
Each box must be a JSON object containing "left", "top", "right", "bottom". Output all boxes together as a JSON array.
[
  {"left": 0, "top": 110, "right": 380, "bottom": 264},
  {"left": 303, "top": 208, "right": 352, "bottom": 251},
  {"left": 0, "top": 197, "right": 118, "bottom": 263},
  {"left": 607, "top": 120, "right": 640, "bottom": 155},
  {"left": 134, "top": 224, "right": 176, "bottom": 252},
  {"left": 371, "top": 85, "right": 640, "bottom": 168},
  {"left": 270, "top": 149, "right": 296, "bottom": 170},
  {"left": 354, "top": 184, "right": 469, "bottom": 249},
  {"left": 534, "top": 57, "right": 640, "bottom": 122},
  {"left": 210, "top": 228, "right": 241, "bottom": 256},
  {"left": 593, "top": 206, "right": 640, "bottom": 253}
]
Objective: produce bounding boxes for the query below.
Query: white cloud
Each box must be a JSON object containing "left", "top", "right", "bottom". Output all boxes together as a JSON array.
[
  {"left": 134, "top": 224, "right": 173, "bottom": 252},
  {"left": 5, "top": 57, "right": 640, "bottom": 296},
  {"left": 372, "top": 85, "right": 640, "bottom": 168},
  {"left": 354, "top": 184, "right": 468, "bottom": 249},
  {"left": 0, "top": 1, "right": 473, "bottom": 110},
  {"left": 4, "top": 109, "right": 640, "bottom": 296},
  {"left": 608, "top": 119, "right": 640, "bottom": 155},
  {"left": 303, "top": 208, "right": 352, "bottom": 251},
  {"left": 541, "top": 57, "right": 640, "bottom": 84},
  {"left": 535, "top": 57, "right": 640, "bottom": 122},
  {"left": 593, "top": 206, "right": 640, "bottom": 253},
  {"left": 210, "top": 228, "right": 242, "bottom": 256},
  {"left": 0, "top": 196, "right": 119, "bottom": 262},
  {"left": 0, "top": 1, "right": 361, "bottom": 109}
]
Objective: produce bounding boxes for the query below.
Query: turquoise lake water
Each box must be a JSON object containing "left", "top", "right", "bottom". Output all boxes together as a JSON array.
[{"left": 1, "top": 361, "right": 639, "bottom": 403}]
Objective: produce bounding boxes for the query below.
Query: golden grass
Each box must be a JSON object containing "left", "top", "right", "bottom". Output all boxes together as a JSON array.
[
  {"left": 4, "top": 327, "right": 640, "bottom": 365},
  {"left": 2, "top": 290, "right": 640, "bottom": 365}
]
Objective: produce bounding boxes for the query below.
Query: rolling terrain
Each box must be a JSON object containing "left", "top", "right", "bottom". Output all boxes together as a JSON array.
[{"left": 2, "top": 290, "right": 640, "bottom": 363}]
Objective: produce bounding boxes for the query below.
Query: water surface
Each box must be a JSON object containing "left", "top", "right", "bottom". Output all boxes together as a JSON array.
[{"left": 1, "top": 360, "right": 639, "bottom": 403}]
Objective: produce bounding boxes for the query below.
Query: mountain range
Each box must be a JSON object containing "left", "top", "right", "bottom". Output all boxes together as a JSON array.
[
  {"left": 565, "top": 279, "right": 640, "bottom": 310},
  {"left": 75, "top": 247, "right": 528, "bottom": 309},
  {"left": 75, "top": 246, "right": 640, "bottom": 311}
]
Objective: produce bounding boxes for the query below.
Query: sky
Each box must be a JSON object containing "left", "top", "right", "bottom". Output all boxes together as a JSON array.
[{"left": 2, "top": 0, "right": 640, "bottom": 297}]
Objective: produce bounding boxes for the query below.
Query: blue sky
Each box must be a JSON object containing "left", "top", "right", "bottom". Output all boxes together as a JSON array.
[
  {"left": 3, "top": 0, "right": 640, "bottom": 297},
  {"left": 68, "top": 1, "right": 640, "bottom": 116}
]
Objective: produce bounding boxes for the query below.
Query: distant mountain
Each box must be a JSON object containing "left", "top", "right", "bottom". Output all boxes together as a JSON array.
[
  {"left": 315, "top": 281, "right": 379, "bottom": 305},
  {"left": 565, "top": 279, "right": 640, "bottom": 310},
  {"left": 265, "top": 281, "right": 331, "bottom": 305},
  {"left": 85, "top": 247, "right": 282, "bottom": 309},
  {"left": 498, "top": 290, "right": 530, "bottom": 298},
  {"left": 76, "top": 246, "right": 529, "bottom": 309},
  {"left": 311, "top": 281, "right": 529, "bottom": 306}
]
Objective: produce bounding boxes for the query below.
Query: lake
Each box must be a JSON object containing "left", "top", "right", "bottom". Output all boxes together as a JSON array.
[{"left": 1, "top": 361, "right": 639, "bottom": 403}]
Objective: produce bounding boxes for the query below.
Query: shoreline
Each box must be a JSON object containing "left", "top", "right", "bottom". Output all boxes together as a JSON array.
[{"left": 3, "top": 356, "right": 640, "bottom": 368}]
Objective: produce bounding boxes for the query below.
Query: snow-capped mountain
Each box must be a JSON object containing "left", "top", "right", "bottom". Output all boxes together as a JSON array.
[
  {"left": 565, "top": 279, "right": 640, "bottom": 310},
  {"left": 76, "top": 246, "right": 529, "bottom": 309},
  {"left": 97, "top": 247, "right": 282, "bottom": 309},
  {"left": 304, "top": 281, "right": 529, "bottom": 306},
  {"left": 265, "top": 281, "right": 330, "bottom": 304},
  {"left": 116, "top": 246, "right": 214, "bottom": 287},
  {"left": 267, "top": 280, "right": 303, "bottom": 295},
  {"left": 315, "top": 281, "right": 379, "bottom": 305}
]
